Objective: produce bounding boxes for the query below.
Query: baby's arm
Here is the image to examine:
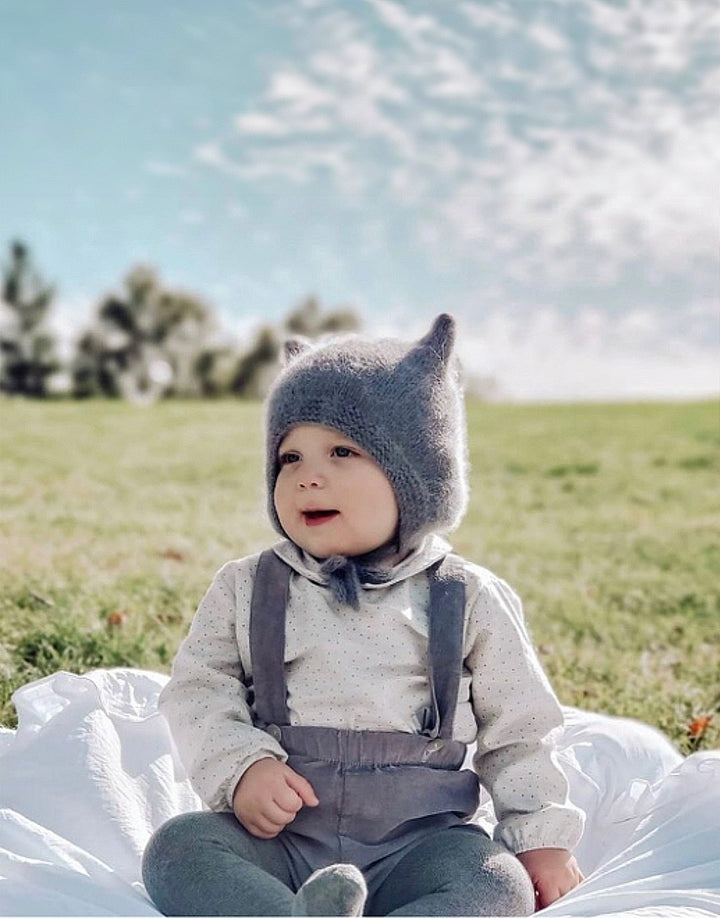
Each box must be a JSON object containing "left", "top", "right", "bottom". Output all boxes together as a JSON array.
[
  {"left": 232, "top": 758, "right": 318, "bottom": 838},
  {"left": 516, "top": 848, "right": 584, "bottom": 908},
  {"left": 466, "top": 575, "right": 585, "bottom": 897}
]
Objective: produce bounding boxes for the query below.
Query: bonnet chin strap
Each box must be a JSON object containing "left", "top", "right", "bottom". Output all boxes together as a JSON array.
[{"left": 317, "top": 554, "right": 393, "bottom": 610}]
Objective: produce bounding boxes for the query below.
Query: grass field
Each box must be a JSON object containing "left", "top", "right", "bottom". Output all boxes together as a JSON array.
[{"left": 1, "top": 398, "right": 719, "bottom": 752}]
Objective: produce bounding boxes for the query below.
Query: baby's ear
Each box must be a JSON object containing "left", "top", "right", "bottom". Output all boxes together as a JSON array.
[
  {"left": 412, "top": 313, "right": 456, "bottom": 370},
  {"left": 282, "top": 336, "right": 311, "bottom": 365}
]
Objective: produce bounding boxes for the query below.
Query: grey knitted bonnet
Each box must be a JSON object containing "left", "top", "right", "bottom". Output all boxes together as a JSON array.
[{"left": 265, "top": 313, "right": 469, "bottom": 562}]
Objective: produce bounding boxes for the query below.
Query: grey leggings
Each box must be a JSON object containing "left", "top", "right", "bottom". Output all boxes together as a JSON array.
[{"left": 142, "top": 812, "right": 534, "bottom": 916}]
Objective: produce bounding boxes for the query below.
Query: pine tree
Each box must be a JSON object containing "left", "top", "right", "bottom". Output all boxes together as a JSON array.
[
  {"left": 0, "top": 241, "right": 60, "bottom": 396},
  {"left": 72, "top": 265, "right": 216, "bottom": 401}
]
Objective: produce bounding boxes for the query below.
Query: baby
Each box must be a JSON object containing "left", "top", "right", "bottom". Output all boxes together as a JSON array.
[{"left": 142, "top": 315, "right": 585, "bottom": 916}]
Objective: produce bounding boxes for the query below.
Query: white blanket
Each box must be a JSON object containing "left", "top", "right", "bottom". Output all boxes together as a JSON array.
[{"left": 0, "top": 668, "right": 718, "bottom": 917}]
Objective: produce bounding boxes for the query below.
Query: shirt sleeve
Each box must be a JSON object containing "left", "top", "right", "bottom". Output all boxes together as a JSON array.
[
  {"left": 158, "top": 560, "right": 288, "bottom": 811},
  {"left": 466, "top": 575, "right": 585, "bottom": 853}
]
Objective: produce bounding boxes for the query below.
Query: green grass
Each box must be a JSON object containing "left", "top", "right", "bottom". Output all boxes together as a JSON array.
[{"left": 1, "top": 398, "right": 719, "bottom": 752}]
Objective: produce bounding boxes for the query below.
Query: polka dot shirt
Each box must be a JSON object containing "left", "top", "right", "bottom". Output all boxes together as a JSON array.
[{"left": 159, "top": 534, "right": 584, "bottom": 853}]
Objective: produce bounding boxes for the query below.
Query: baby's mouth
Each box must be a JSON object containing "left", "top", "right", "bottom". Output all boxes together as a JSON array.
[{"left": 302, "top": 509, "right": 340, "bottom": 526}]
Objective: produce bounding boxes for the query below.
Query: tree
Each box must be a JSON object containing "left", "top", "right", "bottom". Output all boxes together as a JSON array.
[
  {"left": 229, "top": 326, "right": 280, "bottom": 398},
  {"left": 230, "top": 296, "right": 361, "bottom": 398},
  {"left": 72, "top": 265, "right": 217, "bottom": 401},
  {"left": 190, "top": 341, "right": 244, "bottom": 397},
  {"left": 284, "top": 295, "right": 360, "bottom": 338},
  {"left": 0, "top": 241, "right": 60, "bottom": 396}
]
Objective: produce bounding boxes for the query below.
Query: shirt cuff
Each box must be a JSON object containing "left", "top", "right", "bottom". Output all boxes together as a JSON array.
[
  {"left": 494, "top": 802, "right": 586, "bottom": 854},
  {"left": 222, "top": 745, "right": 289, "bottom": 810}
]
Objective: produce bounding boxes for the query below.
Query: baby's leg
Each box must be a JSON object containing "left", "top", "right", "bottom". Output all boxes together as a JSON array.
[
  {"left": 367, "top": 826, "right": 534, "bottom": 917},
  {"left": 142, "top": 811, "right": 296, "bottom": 916}
]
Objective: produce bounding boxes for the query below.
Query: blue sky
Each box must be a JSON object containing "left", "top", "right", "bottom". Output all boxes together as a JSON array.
[{"left": 1, "top": 0, "right": 718, "bottom": 399}]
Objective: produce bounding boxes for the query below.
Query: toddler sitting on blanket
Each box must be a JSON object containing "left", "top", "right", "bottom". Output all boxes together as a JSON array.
[{"left": 142, "top": 315, "right": 585, "bottom": 916}]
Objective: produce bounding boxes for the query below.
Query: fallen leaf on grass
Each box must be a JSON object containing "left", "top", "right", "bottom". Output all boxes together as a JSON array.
[
  {"left": 688, "top": 715, "right": 714, "bottom": 738},
  {"left": 159, "top": 549, "right": 185, "bottom": 562}
]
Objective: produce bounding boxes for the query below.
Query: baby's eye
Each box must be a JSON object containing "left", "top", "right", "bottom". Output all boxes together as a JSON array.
[
  {"left": 332, "top": 445, "right": 356, "bottom": 458},
  {"left": 279, "top": 452, "right": 300, "bottom": 466}
]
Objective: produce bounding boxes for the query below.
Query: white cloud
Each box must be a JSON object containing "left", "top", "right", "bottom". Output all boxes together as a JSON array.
[
  {"left": 586, "top": 0, "right": 720, "bottom": 73},
  {"left": 456, "top": 306, "right": 720, "bottom": 401},
  {"left": 423, "top": 47, "right": 489, "bottom": 99},
  {"left": 310, "top": 41, "right": 407, "bottom": 103},
  {"left": 367, "top": 0, "right": 451, "bottom": 50},
  {"left": 194, "top": 140, "right": 227, "bottom": 168},
  {"left": 195, "top": 138, "right": 355, "bottom": 187},
  {"left": 527, "top": 22, "right": 568, "bottom": 53},
  {"left": 194, "top": 1, "right": 719, "bottom": 285},
  {"left": 428, "top": 83, "right": 719, "bottom": 281},
  {"left": 265, "top": 70, "right": 336, "bottom": 115},
  {"left": 235, "top": 112, "right": 292, "bottom": 136},
  {"left": 458, "top": 3, "right": 517, "bottom": 35}
]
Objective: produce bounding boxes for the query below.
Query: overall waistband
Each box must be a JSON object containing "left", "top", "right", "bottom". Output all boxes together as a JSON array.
[{"left": 263, "top": 723, "right": 467, "bottom": 769}]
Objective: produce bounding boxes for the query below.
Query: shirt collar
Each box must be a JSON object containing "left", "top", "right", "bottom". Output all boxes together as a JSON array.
[{"left": 271, "top": 533, "right": 452, "bottom": 589}]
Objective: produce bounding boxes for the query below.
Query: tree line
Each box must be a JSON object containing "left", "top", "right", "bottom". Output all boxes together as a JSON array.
[{"left": 0, "top": 240, "right": 360, "bottom": 402}]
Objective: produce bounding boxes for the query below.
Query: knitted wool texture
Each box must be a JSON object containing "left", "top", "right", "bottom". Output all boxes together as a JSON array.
[{"left": 265, "top": 313, "right": 469, "bottom": 562}]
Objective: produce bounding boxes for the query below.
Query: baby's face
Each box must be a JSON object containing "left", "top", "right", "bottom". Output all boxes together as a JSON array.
[{"left": 274, "top": 424, "right": 399, "bottom": 559}]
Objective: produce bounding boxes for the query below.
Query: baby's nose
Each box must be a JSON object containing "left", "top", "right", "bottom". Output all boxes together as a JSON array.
[{"left": 298, "top": 473, "right": 325, "bottom": 489}]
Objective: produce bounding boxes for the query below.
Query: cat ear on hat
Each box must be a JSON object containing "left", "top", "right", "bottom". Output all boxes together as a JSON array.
[
  {"left": 282, "top": 336, "right": 312, "bottom": 365},
  {"left": 410, "top": 313, "right": 456, "bottom": 372}
]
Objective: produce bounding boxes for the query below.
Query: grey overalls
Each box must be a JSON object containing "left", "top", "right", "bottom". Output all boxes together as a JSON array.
[{"left": 248, "top": 548, "right": 486, "bottom": 891}]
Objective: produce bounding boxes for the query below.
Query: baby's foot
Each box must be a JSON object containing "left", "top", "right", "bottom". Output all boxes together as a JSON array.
[{"left": 292, "top": 863, "right": 367, "bottom": 916}]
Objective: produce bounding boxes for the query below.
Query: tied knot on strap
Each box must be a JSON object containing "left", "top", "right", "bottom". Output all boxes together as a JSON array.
[{"left": 319, "top": 555, "right": 392, "bottom": 609}]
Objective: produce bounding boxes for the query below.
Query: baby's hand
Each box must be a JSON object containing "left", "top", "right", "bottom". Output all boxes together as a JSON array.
[
  {"left": 516, "top": 847, "right": 584, "bottom": 910},
  {"left": 232, "top": 758, "right": 319, "bottom": 839}
]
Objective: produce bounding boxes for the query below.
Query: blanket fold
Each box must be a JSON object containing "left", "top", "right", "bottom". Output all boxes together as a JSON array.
[{"left": 0, "top": 668, "right": 718, "bottom": 917}]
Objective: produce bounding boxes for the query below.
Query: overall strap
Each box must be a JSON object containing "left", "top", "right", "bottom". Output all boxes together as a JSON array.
[
  {"left": 427, "top": 554, "right": 467, "bottom": 740},
  {"left": 249, "top": 547, "right": 467, "bottom": 738},
  {"left": 249, "top": 549, "right": 292, "bottom": 726}
]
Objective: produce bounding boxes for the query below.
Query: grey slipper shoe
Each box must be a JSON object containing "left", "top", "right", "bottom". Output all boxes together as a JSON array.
[{"left": 292, "top": 863, "right": 367, "bottom": 917}]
